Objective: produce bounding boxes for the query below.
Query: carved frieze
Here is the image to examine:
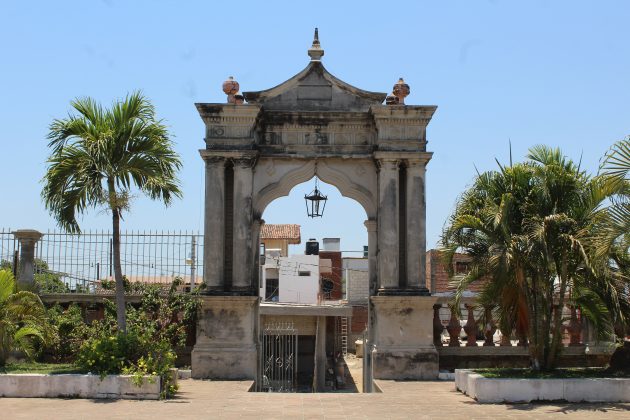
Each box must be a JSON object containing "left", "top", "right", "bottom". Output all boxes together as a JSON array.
[{"left": 259, "top": 127, "right": 375, "bottom": 146}]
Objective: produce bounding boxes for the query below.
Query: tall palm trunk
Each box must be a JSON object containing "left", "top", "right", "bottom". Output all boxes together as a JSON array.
[
  {"left": 546, "top": 254, "right": 568, "bottom": 369},
  {"left": 108, "top": 179, "right": 126, "bottom": 332}
]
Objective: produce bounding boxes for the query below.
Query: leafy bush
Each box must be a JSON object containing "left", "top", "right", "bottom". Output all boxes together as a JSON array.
[
  {"left": 73, "top": 278, "right": 198, "bottom": 398},
  {"left": 0, "top": 270, "right": 52, "bottom": 365},
  {"left": 44, "top": 304, "right": 90, "bottom": 362},
  {"left": 76, "top": 329, "right": 176, "bottom": 398}
]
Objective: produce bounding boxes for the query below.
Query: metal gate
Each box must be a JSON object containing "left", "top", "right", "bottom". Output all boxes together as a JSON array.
[{"left": 258, "top": 322, "right": 298, "bottom": 392}]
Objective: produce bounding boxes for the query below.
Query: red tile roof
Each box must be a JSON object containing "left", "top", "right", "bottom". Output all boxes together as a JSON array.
[{"left": 260, "top": 224, "right": 301, "bottom": 243}]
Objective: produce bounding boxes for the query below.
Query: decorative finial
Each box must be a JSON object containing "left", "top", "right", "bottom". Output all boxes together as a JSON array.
[
  {"left": 222, "top": 76, "right": 240, "bottom": 104},
  {"left": 308, "top": 27, "right": 324, "bottom": 61},
  {"left": 388, "top": 77, "right": 410, "bottom": 105}
]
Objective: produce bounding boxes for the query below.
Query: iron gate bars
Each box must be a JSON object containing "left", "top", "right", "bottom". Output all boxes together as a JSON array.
[{"left": 258, "top": 322, "right": 298, "bottom": 392}]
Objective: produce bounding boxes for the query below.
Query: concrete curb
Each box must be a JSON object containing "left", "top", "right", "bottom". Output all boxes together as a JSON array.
[
  {"left": 0, "top": 373, "right": 160, "bottom": 399},
  {"left": 455, "top": 369, "right": 630, "bottom": 403}
]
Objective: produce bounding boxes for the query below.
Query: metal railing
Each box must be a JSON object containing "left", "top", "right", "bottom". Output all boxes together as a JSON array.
[{"left": 0, "top": 228, "right": 203, "bottom": 293}]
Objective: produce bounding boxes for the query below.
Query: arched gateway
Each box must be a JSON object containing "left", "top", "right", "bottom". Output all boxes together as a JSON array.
[{"left": 192, "top": 31, "right": 439, "bottom": 386}]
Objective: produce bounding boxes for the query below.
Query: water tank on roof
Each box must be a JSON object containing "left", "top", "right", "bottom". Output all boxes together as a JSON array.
[
  {"left": 305, "top": 238, "right": 319, "bottom": 255},
  {"left": 322, "top": 238, "right": 340, "bottom": 252}
]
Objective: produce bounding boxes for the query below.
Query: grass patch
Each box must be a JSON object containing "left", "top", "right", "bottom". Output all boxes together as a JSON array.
[
  {"left": 474, "top": 368, "right": 630, "bottom": 379},
  {"left": 0, "top": 362, "right": 87, "bottom": 375}
]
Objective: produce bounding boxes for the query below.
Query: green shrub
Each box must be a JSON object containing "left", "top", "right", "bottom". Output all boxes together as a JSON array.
[
  {"left": 76, "top": 330, "right": 176, "bottom": 398},
  {"left": 76, "top": 331, "right": 143, "bottom": 376},
  {"left": 44, "top": 304, "right": 91, "bottom": 362}
]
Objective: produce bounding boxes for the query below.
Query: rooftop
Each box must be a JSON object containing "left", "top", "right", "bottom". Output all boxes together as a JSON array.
[{"left": 260, "top": 224, "right": 301, "bottom": 243}]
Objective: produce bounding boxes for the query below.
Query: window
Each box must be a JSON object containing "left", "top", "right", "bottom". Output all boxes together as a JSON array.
[
  {"left": 265, "top": 278, "right": 279, "bottom": 301},
  {"left": 455, "top": 262, "right": 470, "bottom": 275}
]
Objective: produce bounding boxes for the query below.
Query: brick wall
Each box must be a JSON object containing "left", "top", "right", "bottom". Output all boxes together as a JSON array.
[
  {"left": 319, "top": 251, "right": 342, "bottom": 300},
  {"left": 351, "top": 305, "right": 368, "bottom": 334},
  {"left": 426, "top": 249, "right": 486, "bottom": 294}
]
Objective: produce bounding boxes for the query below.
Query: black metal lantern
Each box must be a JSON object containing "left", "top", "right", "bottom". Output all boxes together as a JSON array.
[{"left": 304, "top": 178, "right": 328, "bottom": 218}]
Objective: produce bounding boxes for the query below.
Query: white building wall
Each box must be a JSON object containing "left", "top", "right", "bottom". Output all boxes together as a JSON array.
[{"left": 278, "top": 254, "right": 320, "bottom": 304}]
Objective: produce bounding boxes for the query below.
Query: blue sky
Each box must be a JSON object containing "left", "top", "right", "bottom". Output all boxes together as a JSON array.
[{"left": 1, "top": 1, "right": 629, "bottom": 255}]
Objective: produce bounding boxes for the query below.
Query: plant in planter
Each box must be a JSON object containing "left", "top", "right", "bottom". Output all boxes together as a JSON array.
[
  {"left": 442, "top": 145, "right": 629, "bottom": 371},
  {"left": 74, "top": 278, "right": 199, "bottom": 398},
  {"left": 0, "top": 270, "right": 52, "bottom": 366}
]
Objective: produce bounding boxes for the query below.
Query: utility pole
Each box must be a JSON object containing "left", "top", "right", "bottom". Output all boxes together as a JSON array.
[{"left": 190, "top": 235, "right": 196, "bottom": 291}]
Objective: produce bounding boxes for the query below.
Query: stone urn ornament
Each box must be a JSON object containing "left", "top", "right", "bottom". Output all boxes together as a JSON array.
[
  {"left": 392, "top": 78, "right": 410, "bottom": 104},
  {"left": 222, "top": 76, "right": 240, "bottom": 104}
]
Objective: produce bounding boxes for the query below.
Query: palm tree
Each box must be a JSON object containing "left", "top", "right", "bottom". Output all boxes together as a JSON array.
[
  {"left": 442, "top": 145, "right": 626, "bottom": 370},
  {"left": 0, "top": 270, "right": 50, "bottom": 366},
  {"left": 42, "top": 92, "right": 182, "bottom": 332}
]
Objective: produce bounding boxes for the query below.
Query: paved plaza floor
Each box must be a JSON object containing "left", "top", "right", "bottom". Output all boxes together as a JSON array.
[{"left": 2, "top": 379, "right": 629, "bottom": 419}]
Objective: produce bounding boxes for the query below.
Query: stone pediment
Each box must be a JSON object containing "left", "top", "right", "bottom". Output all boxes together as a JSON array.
[{"left": 243, "top": 61, "right": 387, "bottom": 112}]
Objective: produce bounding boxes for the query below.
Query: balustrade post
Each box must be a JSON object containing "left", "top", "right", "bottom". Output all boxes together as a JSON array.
[
  {"left": 433, "top": 304, "right": 444, "bottom": 347},
  {"left": 566, "top": 305, "right": 584, "bottom": 347},
  {"left": 500, "top": 327, "right": 512, "bottom": 347},
  {"left": 464, "top": 304, "right": 478, "bottom": 347},
  {"left": 483, "top": 306, "right": 497, "bottom": 347},
  {"left": 446, "top": 305, "right": 461, "bottom": 347}
]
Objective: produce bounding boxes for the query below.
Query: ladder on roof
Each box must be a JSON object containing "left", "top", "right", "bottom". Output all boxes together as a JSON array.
[{"left": 340, "top": 316, "right": 348, "bottom": 357}]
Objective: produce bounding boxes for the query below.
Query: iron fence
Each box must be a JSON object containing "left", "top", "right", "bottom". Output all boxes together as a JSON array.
[{"left": 0, "top": 228, "right": 203, "bottom": 293}]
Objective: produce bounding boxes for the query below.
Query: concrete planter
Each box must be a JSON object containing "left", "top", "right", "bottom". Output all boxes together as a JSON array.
[
  {"left": 0, "top": 373, "right": 160, "bottom": 399},
  {"left": 455, "top": 369, "right": 630, "bottom": 403}
]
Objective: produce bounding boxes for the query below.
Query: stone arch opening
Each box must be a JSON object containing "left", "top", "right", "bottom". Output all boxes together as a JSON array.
[{"left": 191, "top": 32, "right": 439, "bottom": 387}]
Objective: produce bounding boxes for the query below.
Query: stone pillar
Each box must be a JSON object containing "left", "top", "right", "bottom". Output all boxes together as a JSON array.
[
  {"left": 191, "top": 296, "right": 259, "bottom": 379},
  {"left": 376, "top": 158, "right": 399, "bottom": 291},
  {"left": 364, "top": 219, "right": 378, "bottom": 295},
  {"left": 12, "top": 229, "right": 43, "bottom": 290},
  {"left": 363, "top": 219, "right": 377, "bottom": 392},
  {"left": 202, "top": 157, "right": 225, "bottom": 291},
  {"left": 252, "top": 218, "right": 264, "bottom": 290},
  {"left": 232, "top": 156, "right": 256, "bottom": 293},
  {"left": 405, "top": 159, "right": 429, "bottom": 292},
  {"left": 314, "top": 316, "right": 327, "bottom": 391},
  {"left": 371, "top": 296, "right": 439, "bottom": 379}
]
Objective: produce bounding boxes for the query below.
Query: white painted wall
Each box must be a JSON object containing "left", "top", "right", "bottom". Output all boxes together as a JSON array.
[
  {"left": 260, "top": 253, "right": 320, "bottom": 304},
  {"left": 278, "top": 254, "right": 320, "bottom": 304}
]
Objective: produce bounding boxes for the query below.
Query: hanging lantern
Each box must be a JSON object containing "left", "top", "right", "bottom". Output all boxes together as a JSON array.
[{"left": 304, "top": 179, "right": 328, "bottom": 218}]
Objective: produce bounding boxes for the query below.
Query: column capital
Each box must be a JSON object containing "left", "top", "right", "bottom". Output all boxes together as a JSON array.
[
  {"left": 232, "top": 156, "right": 257, "bottom": 169},
  {"left": 203, "top": 156, "right": 227, "bottom": 165},
  {"left": 375, "top": 157, "right": 399, "bottom": 171},
  {"left": 12, "top": 229, "right": 44, "bottom": 244},
  {"left": 405, "top": 158, "right": 429, "bottom": 169},
  {"left": 364, "top": 219, "right": 377, "bottom": 232}
]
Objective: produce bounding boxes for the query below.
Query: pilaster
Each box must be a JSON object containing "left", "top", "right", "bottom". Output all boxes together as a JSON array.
[
  {"left": 201, "top": 156, "right": 226, "bottom": 291},
  {"left": 405, "top": 157, "right": 430, "bottom": 291},
  {"left": 375, "top": 156, "right": 399, "bottom": 291},
  {"left": 232, "top": 153, "right": 257, "bottom": 293}
]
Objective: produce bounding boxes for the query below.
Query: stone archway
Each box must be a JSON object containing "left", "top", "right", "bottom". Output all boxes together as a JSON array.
[{"left": 191, "top": 32, "right": 439, "bottom": 385}]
